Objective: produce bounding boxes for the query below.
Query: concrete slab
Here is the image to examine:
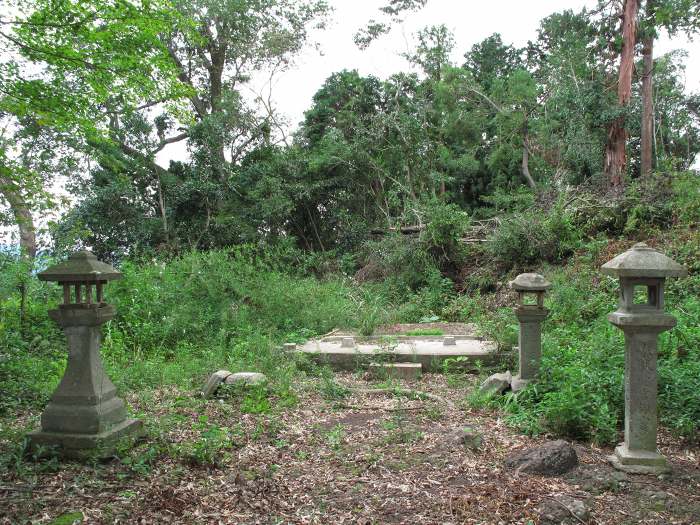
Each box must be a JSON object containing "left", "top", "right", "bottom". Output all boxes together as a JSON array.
[
  {"left": 369, "top": 362, "right": 422, "bottom": 380},
  {"left": 297, "top": 336, "right": 500, "bottom": 371}
]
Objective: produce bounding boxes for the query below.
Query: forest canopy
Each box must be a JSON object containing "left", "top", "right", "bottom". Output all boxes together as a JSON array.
[{"left": 0, "top": 0, "right": 698, "bottom": 260}]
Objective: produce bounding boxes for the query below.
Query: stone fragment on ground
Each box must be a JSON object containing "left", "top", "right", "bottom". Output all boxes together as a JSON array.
[
  {"left": 505, "top": 439, "right": 578, "bottom": 476},
  {"left": 202, "top": 370, "right": 267, "bottom": 397},
  {"left": 536, "top": 495, "right": 591, "bottom": 524},
  {"left": 443, "top": 426, "right": 483, "bottom": 451},
  {"left": 202, "top": 370, "right": 232, "bottom": 397},
  {"left": 479, "top": 371, "right": 512, "bottom": 395},
  {"left": 224, "top": 372, "right": 267, "bottom": 386}
]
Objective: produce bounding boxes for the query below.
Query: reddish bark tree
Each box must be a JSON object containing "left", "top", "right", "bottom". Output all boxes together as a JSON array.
[
  {"left": 604, "top": 0, "right": 639, "bottom": 190},
  {"left": 641, "top": 35, "right": 654, "bottom": 178}
]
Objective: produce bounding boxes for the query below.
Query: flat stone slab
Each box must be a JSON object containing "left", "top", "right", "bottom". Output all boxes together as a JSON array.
[
  {"left": 368, "top": 362, "right": 422, "bottom": 380},
  {"left": 297, "top": 336, "right": 499, "bottom": 371}
]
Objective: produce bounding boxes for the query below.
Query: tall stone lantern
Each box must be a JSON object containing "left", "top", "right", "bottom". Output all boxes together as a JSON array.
[
  {"left": 602, "top": 242, "right": 686, "bottom": 474},
  {"left": 28, "top": 250, "right": 142, "bottom": 458},
  {"left": 510, "top": 273, "right": 551, "bottom": 392}
]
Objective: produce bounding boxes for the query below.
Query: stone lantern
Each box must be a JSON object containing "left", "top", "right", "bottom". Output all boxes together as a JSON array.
[
  {"left": 602, "top": 242, "right": 686, "bottom": 474},
  {"left": 28, "top": 250, "right": 142, "bottom": 458},
  {"left": 509, "top": 273, "right": 551, "bottom": 392}
]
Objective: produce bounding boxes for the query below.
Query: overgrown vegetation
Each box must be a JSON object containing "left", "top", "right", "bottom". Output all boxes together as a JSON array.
[{"left": 1, "top": 1, "right": 700, "bottom": 508}]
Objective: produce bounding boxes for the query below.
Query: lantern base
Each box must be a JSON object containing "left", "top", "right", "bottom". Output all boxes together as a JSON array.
[
  {"left": 27, "top": 418, "right": 143, "bottom": 460},
  {"left": 608, "top": 444, "right": 670, "bottom": 475}
]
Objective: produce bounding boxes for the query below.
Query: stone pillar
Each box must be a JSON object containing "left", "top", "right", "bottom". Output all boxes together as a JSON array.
[
  {"left": 602, "top": 242, "right": 686, "bottom": 474},
  {"left": 28, "top": 306, "right": 142, "bottom": 459},
  {"left": 509, "top": 273, "right": 551, "bottom": 393},
  {"left": 512, "top": 307, "right": 549, "bottom": 392},
  {"left": 27, "top": 250, "right": 142, "bottom": 459},
  {"left": 608, "top": 317, "right": 675, "bottom": 473},
  {"left": 623, "top": 329, "right": 662, "bottom": 454}
]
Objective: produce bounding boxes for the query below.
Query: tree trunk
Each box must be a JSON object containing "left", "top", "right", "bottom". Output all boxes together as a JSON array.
[
  {"left": 641, "top": 2, "right": 655, "bottom": 178},
  {"left": 604, "top": 0, "right": 639, "bottom": 190},
  {"left": 0, "top": 176, "right": 37, "bottom": 259},
  {"left": 521, "top": 130, "right": 537, "bottom": 190}
]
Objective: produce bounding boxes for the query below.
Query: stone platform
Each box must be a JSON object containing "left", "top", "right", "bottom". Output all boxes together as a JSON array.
[{"left": 295, "top": 334, "right": 500, "bottom": 372}]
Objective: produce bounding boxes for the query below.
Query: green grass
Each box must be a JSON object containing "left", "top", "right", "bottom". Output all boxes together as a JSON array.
[{"left": 405, "top": 328, "right": 444, "bottom": 336}]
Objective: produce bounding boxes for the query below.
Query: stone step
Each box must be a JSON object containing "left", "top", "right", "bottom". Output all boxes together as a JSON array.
[
  {"left": 294, "top": 336, "right": 501, "bottom": 372},
  {"left": 368, "top": 362, "right": 422, "bottom": 380}
]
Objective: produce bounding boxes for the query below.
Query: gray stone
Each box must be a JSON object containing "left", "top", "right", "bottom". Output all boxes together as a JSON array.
[
  {"left": 536, "top": 495, "right": 590, "bottom": 525},
  {"left": 514, "top": 307, "right": 548, "bottom": 384},
  {"left": 223, "top": 372, "right": 267, "bottom": 386},
  {"left": 601, "top": 242, "right": 687, "bottom": 278},
  {"left": 297, "top": 336, "right": 500, "bottom": 372},
  {"left": 340, "top": 337, "right": 355, "bottom": 348},
  {"left": 368, "top": 362, "right": 422, "bottom": 380},
  {"left": 283, "top": 342, "right": 297, "bottom": 351},
  {"left": 27, "top": 254, "right": 142, "bottom": 459},
  {"left": 509, "top": 273, "right": 552, "bottom": 292},
  {"left": 202, "top": 370, "right": 232, "bottom": 397},
  {"left": 479, "top": 371, "right": 512, "bottom": 395},
  {"left": 444, "top": 427, "right": 483, "bottom": 451},
  {"left": 602, "top": 243, "right": 686, "bottom": 474},
  {"left": 443, "top": 335, "right": 456, "bottom": 346},
  {"left": 505, "top": 440, "right": 578, "bottom": 476}
]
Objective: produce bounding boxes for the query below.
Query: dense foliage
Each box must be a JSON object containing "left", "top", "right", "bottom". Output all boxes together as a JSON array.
[{"left": 1, "top": 0, "right": 700, "bottom": 455}]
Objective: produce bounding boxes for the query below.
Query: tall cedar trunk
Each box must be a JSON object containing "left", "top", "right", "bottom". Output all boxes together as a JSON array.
[
  {"left": 604, "top": 0, "right": 639, "bottom": 190},
  {"left": 641, "top": 36, "right": 654, "bottom": 177}
]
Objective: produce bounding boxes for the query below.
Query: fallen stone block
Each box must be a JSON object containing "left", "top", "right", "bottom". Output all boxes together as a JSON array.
[
  {"left": 368, "top": 362, "right": 422, "bottom": 380},
  {"left": 202, "top": 370, "right": 232, "bottom": 398},
  {"left": 505, "top": 439, "right": 578, "bottom": 476},
  {"left": 479, "top": 371, "right": 512, "bottom": 395},
  {"left": 224, "top": 372, "right": 268, "bottom": 386}
]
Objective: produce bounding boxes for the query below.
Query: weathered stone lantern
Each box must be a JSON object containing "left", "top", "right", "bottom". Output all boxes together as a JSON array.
[
  {"left": 28, "top": 250, "right": 142, "bottom": 458},
  {"left": 509, "top": 273, "right": 551, "bottom": 392},
  {"left": 602, "top": 242, "right": 686, "bottom": 474}
]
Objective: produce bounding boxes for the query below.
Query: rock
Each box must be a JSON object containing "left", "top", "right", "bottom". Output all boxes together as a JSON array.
[
  {"left": 536, "top": 495, "right": 590, "bottom": 524},
  {"left": 202, "top": 370, "right": 232, "bottom": 397},
  {"left": 444, "top": 427, "right": 483, "bottom": 451},
  {"left": 224, "top": 372, "right": 268, "bottom": 386},
  {"left": 479, "top": 371, "right": 512, "bottom": 395},
  {"left": 505, "top": 440, "right": 578, "bottom": 476}
]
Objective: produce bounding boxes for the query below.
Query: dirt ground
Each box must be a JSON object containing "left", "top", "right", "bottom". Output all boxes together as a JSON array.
[{"left": 1, "top": 373, "right": 699, "bottom": 524}]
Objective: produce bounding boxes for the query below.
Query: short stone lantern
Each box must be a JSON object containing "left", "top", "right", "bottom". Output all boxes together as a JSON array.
[
  {"left": 602, "top": 242, "right": 686, "bottom": 474},
  {"left": 509, "top": 273, "right": 551, "bottom": 392},
  {"left": 27, "top": 250, "right": 142, "bottom": 458}
]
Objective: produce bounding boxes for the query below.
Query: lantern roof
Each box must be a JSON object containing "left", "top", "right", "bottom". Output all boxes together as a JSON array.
[
  {"left": 601, "top": 243, "right": 687, "bottom": 278},
  {"left": 509, "top": 273, "right": 551, "bottom": 292},
  {"left": 38, "top": 250, "right": 122, "bottom": 283}
]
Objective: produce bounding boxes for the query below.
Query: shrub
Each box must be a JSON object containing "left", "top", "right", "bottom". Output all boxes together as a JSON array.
[{"left": 485, "top": 206, "right": 581, "bottom": 271}]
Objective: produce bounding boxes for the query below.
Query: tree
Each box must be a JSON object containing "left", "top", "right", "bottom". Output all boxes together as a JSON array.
[
  {"left": 0, "top": 0, "right": 189, "bottom": 255},
  {"left": 639, "top": 0, "right": 700, "bottom": 177},
  {"left": 54, "top": 0, "right": 330, "bottom": 255},
  {"left": 603, "top": 0, "right": 639, "bottom": 190}
]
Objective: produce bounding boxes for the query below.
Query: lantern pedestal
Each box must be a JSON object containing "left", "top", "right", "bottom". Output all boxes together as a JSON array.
[
  {"left": 512, "top": 307, "right": 549, "bottom": 393},
  {"left": 607, "top": 312, "right": 675, "bottom": 474},
  {"left": 28, "top": 306, "right": 142, "bottom": 459}
]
